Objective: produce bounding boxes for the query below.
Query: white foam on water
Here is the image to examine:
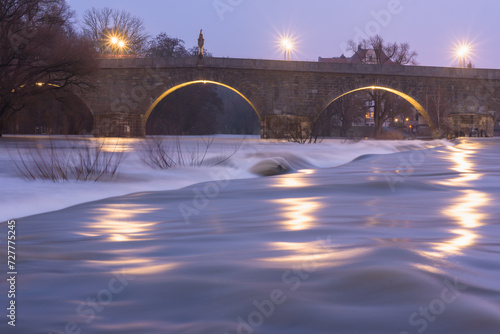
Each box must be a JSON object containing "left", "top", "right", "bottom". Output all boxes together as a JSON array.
[{"left": 0, "top": 135, "right": 450, "bottom": 221}]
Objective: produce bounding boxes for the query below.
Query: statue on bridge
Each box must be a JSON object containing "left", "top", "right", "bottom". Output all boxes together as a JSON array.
[{"left": 198, "top": 29, "right": 205, "bottom": 60}]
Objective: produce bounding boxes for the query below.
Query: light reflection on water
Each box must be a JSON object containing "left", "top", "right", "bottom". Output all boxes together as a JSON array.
[
  {"left": 272, "top": 170, "right": 314, "bottom": 188},
  {"left": 271, "top": 171, "right": 322, "bottom": 230},
  {"left": 434, "top": 144, "right": 481, "bottom": 186},
  {"left": 261, "top": 241, "right": 371, "bottom": 269},
  {"left": 86, "top": 204, "right": 160, "bottom": 242},
  {"left": 86, "top": 257, "right": 178, "bottom": 275},
  {"left": 81, "top": 203, "right": 177, "bottom": 275},
  {"left": 432, "top": 142, "right": 490, "bottom": 257},
  {"left": 273, "top": 197, "right": 322, "bottom": 230},
  {"left": 435, "top": 189, "right": 490, "bottom": 256}
]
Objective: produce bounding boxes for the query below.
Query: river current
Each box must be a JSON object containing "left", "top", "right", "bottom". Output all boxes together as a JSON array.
[{"left": 1, "top": 137, "right": 499, "bottom": 333}]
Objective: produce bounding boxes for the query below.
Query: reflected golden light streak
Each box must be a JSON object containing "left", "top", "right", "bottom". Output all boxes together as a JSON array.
[
  {"left": 427, "top": 141, "right": 489, "bottom": 257},
  {"left": 444, "top": 190, "right": 489, "bottom": 229},
  {"left": 434, "top": 190, "right": 489, "bottom": 255},
  {"left": 273, "top": 197, "right": 321, "bottom": 230},
  {"left": 272, "top": 172, "right": 314, "bottom": 188},
  {"left": 92, "top": 138, "right": 134, "bottom": 153},
  {"left": 434, "top": 145, "right": 481, "bottom": 186},
  {"left": 261, "top": 241, "right": 370, "bottom": 269},
  {"left": 274, "top": 177, "right": 306, "bottom": 188},
  {"left": 87, "top": 258, "right": 178, "bottom": 275},
  {"left": 87, "top": 204, "right": 159, "bottom": 242},
  {"left": 411, "top": 263, "right": 445, "bottom": 275}
]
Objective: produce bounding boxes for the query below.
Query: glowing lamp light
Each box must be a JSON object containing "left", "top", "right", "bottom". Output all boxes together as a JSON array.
[
  {"left": 457, "top": 45, "right": 469, "bottom": 58},
  {"left": 281, "top": 37, "right": 294, "bottom": 60},
  {"left": 277, "top": 32, "right": 297, "bottom": 61},
  {"left": 282, "top": 38, "right": 293, "bottom": 51},
  {"left": 110, "top": 37, "right": 118, "bottom": 45},
  {"left": 454, "top": 40, "right": 474, "bottom": 68},
  {"left": 118, "top": 40, "right": 125, "bottom": 48}
]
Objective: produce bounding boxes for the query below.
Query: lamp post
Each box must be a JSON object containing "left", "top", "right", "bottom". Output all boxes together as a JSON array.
[
  {"left": 457, "top": 44, "right": 470, "bottom": 68},
  {"left": 281, "top": 38, "right": 293, "bottom": 60},
  {"left": 109, "top": 35, "right": 126, "bottom": 57}
]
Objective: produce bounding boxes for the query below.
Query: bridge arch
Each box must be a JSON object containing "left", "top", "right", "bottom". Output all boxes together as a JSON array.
[
  {"left": 317, "top": 85, "right": 436, "bottom": 134},
  {"left": 143, "top": 80, "right": 262, "bottom": 124}
]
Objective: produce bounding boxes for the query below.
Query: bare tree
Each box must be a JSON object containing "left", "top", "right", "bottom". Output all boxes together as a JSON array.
[
  {"left": 312, "top": 93, "right": 365, "bottom": 140},
  {"left": 345, "top": 35, "right": 418, "bottom": 137},
  {"left": 0, "top": 0, "right": 98, "bottom": 136},
  {"left": 425, "top": 84, "right": 453, "bottom": 136},
  {"left": 365, "top": 90, "right": 415, "bottom": 138},
  {"left": 347, "top": 35, "right": 418, "bottom": 65},
  {"left": 145, "top": 33, "right": 189, "bottom": 58},
  {"left": 82, "top": 7, "right": 148, "bottom": 55},
  {"left": 145, "top": 32, "right": 212, "bottom": 58}
]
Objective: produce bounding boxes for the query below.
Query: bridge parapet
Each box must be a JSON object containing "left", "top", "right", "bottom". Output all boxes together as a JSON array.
[{"left": 99, "top": 57, "right": 500, "bottom": 80}]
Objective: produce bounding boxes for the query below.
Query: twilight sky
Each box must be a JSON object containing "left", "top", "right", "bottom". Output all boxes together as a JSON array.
[{"left": 67, "top": 0, "right": 499, "bottom": 69}]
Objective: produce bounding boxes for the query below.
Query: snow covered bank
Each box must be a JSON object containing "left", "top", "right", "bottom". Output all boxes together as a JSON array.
[{"left": 0, "top": 135, "right": 451, "bottom": 221}]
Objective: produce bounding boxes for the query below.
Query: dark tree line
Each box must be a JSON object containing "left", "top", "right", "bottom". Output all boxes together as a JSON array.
[
  {"left": 0, "top": 0, "right": 98, "bottom": 136},
  {"left": 1, "top": 2, "right": 258, "bottom": 136},
  {"left": 4, "top": 91, "right": 93, "bottom": 134}
]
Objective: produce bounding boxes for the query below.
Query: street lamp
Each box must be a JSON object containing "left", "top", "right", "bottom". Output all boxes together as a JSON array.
[
  {"left": 455, "top": 42, "right": 471, "bottom": 68},
  {"left": 107, "top": 34, "right": 127, "bottom": 57},
  {"left": 281, "top": 38, "right": 293, "bottom": 60},
  {"left": 277, "top": 32, "right": 296, "bottom": 61},
  {"left": 458, "top": 45, "right": 469, "bottom": 67}
]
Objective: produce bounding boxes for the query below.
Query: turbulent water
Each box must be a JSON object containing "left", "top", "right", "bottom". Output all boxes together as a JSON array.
[{"left": 1, "top": 137, "right": 500, "bottom": 333}]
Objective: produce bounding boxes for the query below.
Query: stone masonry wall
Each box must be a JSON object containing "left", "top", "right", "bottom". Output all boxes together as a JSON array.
[{"left": 78, "top": 57, "right": 500, "bottom": 137}]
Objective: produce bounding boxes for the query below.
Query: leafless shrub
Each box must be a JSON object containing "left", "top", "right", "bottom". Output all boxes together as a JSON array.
[
  {"left": 10, "top": 137, "right": 126, "bottom": 181},
  {"left": 139, "top": 136, "right": 242, "bottom": 169}
]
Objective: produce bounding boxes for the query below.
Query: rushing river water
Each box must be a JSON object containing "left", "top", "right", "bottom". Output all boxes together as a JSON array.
[{"left": 1, "top": 137, "right": 500, "bottom": 333}]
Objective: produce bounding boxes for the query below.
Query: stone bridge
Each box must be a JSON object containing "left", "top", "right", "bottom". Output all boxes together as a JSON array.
[{"left": 79, "top": 57, "right": 500, "bottom": 137}]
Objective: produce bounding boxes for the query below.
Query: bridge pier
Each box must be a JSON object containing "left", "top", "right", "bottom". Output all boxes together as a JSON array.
[
  {"left": 261, "top": 115, "right": 312, "bottom": 140},
  {"left": 449, "top": 113, "right": 495, "bottom": 137},
  {"left": 93, "top": 113, "right": 144, "bottom": 137}
]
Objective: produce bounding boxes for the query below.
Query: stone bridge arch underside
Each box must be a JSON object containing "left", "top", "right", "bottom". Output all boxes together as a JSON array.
[
  {"left": 81, "top": 57, "right": 500, "bottom": 137},
  {"left": 318, "top": 80, "right": 436, "bottom": 135}
]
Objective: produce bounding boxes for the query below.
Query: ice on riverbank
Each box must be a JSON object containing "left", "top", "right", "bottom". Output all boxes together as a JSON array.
[{"left": 0, "top": 135, "right": 451, "bottom": 221}]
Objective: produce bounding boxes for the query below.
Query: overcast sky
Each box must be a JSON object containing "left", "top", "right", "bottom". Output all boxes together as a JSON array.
[{"left": 68, "top": 0, "right": 499, "bottom": 69}]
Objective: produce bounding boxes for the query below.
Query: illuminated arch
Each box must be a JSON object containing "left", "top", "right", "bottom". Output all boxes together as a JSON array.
[
  {"left": 318, "top": 86, "right": 436, "bottom": 134},
  {"left": 143, "top": 80, "right": 261, "bottom": 122}
]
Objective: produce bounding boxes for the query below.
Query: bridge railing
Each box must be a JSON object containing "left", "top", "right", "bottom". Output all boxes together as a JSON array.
[{"left": 97, "top": 57, "right": 500, "bottom": 79}]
